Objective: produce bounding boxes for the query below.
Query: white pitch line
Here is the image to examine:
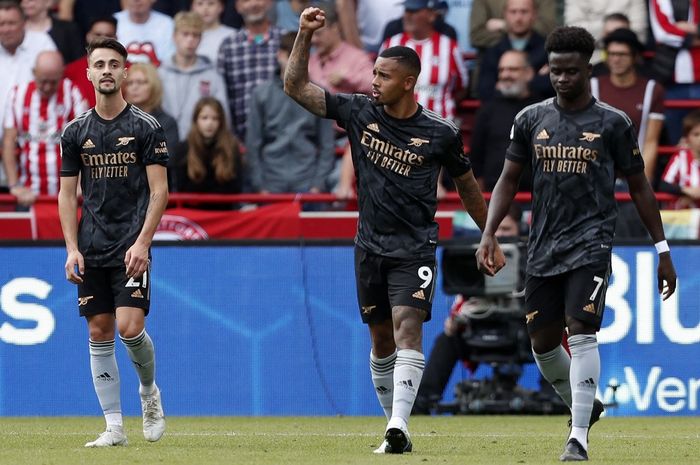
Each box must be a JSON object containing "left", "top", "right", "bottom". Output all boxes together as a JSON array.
[{"left": 0, "top": 431, "right": 698, "bottom": 440}]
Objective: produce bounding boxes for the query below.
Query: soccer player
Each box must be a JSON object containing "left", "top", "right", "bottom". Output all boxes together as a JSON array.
[
  {"left": 58, "top": 38, "right": 169, "bottom": 447},
  {"left": 285, "top": 7, "right": 505, "bottom": 454},
  {"left": 476, "top": 26, "right": 677, "bottom": 461}
]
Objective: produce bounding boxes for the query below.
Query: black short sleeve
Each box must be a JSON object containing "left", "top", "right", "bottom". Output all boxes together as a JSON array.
[
  {"left": 611, "top": 117, "right": 645, "bottom": 176},
  {"left": 60, "top": 123, "right": 81, "bottom": 176},
  {"left": 142, "top": 125, "right": 170, "bottom": 166},
  {"left": 325, "top": 91, "right": 365, "bottom": 130},
  {"left": 436, "top": 128, "right": 471, "bottom": 178},
  {"left": 505, "top": 115, "right": 530, "bottom": 165}
]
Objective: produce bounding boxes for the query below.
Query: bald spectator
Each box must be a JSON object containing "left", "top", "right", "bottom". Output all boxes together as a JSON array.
[
  {"left": 309, "top": 3, "right": 373, "bottom": 95},
  {"left": 218, "top": 0, "right": 282, "bottom": 139},
  {"left": 470, "top": 50, "right": 538, "bottom": 192},
  {"left": 477, "top": 0, "right": 550, "bottom": 100},
  {"left": 3, "top": 51, "right": 87, "bottom": 206},
  {"left": 191, "top": 0, "right": 235, "bottom": 65},
  {"left": 64, "top": 16, "right": 117, "bottom": 107},
  {"left": 115, "top": 0, "right": 175, "bottom": 65},
  {"left": 21, "top": 0, "right": 83, "bottom": 63},
  {"left": 0, "top": 0, "right": 56, "bottom": 159}
]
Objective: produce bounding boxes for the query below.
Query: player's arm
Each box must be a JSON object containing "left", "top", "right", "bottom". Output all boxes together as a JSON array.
[
  {"left": 58, "top": 175, "right": 84, "bottom": 283},
  {"left": 126, "top": 164, "right": 168, "bottom": 278},
  {"left": 284, "top": 7, "right": 328, "bottom": 117},
  {"left": 641, "top": 118, "right": 663, "bottom": 182},
  {"left": 476, "top": 159, "right": 524, "bottom": 274},
  {"left": 626, "top": 171, "right": 677, "bottom": 300},
  {"left": 453, "top": 170, "right": 488, "bottom": 231}
]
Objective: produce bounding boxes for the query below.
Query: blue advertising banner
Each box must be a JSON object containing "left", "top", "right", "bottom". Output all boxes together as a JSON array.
[{"left": 0, "top": 245, "right": 697, "bottom": 416}]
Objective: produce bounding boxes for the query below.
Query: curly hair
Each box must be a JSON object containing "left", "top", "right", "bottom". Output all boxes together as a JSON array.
[{"left": 544, "top": 26, "right": 595, "bottom": 62}]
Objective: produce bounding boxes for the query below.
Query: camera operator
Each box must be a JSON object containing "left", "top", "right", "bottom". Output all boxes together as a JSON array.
[{"left": 414, "top": 203, "right": 524, "bottom": 414}]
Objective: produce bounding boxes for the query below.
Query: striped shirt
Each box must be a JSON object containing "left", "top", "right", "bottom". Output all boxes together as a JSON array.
[
  {"left": 3, "top": 78, "right": 87, "bottom": 195},
  {"left": 217, "top": 26, "right": 282, "bottom": 139},
  {"left": 649, "top": 0, "right": 700, "bottom": 83},
  {"left": 380, "top": 32, "right": 468, "bottom": 121},
  {"left": 662, "top": 149, "right": 700, "bottom": 204}
]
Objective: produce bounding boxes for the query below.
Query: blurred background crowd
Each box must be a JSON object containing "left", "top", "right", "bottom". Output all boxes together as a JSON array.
[{"left": 1, "top": 0, "right": 700, "bottom": 221}]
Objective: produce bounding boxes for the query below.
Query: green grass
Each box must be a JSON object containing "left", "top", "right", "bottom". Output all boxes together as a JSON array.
[{"left": 0, "top": 416, "right": 698, "bottom": 465}]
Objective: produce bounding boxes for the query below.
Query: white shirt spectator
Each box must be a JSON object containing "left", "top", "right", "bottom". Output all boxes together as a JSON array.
[
  {"left": 114, "top": 9, "right": 175, "bottom": 65},
  {"left": 0, "top": 31, "right": 56, "bottom": 141},
  {"left": 199, "top": 24, "right": 235, "bottom": 65}
]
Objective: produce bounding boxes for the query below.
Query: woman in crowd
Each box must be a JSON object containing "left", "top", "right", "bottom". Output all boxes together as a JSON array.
[
  {"left": 123, "top": 62, "right": 180, "bottom": 154},
  {"left": 171, "top": 97, "right": 242, "bottom": 208}
]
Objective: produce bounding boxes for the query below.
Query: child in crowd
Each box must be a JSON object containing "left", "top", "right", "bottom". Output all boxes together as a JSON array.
[
  {"left": 191, "top": 0, "right": 235, "bottom": 65},
  {"left": 661, "top": 110, "right": 700, "bottom": 208},
  {"left": 171, "top": 97, "right": 242, "bottom": 208}
]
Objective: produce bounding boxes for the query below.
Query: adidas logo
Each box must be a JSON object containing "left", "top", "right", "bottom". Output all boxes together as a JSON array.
[
  {"left": 536, "top": 129, "right": 549, "bottom": 140},
  {"left": 367, "top": 122, "right": 380, "bottom": 132},
  {"left": 375, "top": 386, "right": 390, "bottom": 394},
  {"left": 577, "top": 377, "right": 596, "bottom": 388},
  {"left": 96, "top": 372, "right": 113, "bottom": 381},
  {"left": 82, "top": 138, "right": 95, "bottom": 149},
  {"left": 582, "top": 303, "right": 596, "bottom": 314},
  {"left": 131, "top": 289, "right": 144, "bottom": 298},
  {"left": 412, "top": 289, "right": 425, "bottom": 300},
  {"left": 396, "top": 379, "right": 415, "bottom": 392}
]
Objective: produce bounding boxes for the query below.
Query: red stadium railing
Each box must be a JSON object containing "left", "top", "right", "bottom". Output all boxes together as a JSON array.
[{"left": 0, "top": 192, "right": 679, "bottom": 210}]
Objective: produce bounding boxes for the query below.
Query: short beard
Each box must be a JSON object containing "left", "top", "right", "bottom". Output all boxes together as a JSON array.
[
  {"left": 499, "top": 81, "right": 527, "bottom": 98},
  {"left": 97, "top": 86, "right": 120, "bottom": 95}
]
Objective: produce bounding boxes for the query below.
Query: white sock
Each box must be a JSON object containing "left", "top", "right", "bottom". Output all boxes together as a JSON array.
[
  {"left": 120, "top": 329, "right": 156, "bottom": 396},
  {"left": 533, "top": 345, "right": 572, "bottom": 408},
  {"left": 370, "top": 350, "right": 396, "bottom": 421},
  {"left": 389, "top": 349, "right": 424, "bottom": 431},
  {"left": 89, "top": 339, "right": 122, "bottom": 428},
  {"left": 568, "top": 334, "right": 600, "bottom": 451}
]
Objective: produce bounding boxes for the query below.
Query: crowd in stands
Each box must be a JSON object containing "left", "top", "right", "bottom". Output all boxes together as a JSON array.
[{"left": 1, "top": 0, "right": 700, "bottom": 218}]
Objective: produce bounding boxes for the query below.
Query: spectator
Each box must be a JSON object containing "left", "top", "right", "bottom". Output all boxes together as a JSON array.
[
  {"left": 477, "top": 0, "right": 550, "bottom": 100},
  {"left": 2, "top": 50, "right": 86, "bottom": 206},
  {"left": 0, "top": 0, "right": 56, "bottom": 152},
  {"left": 470, "top": 50, "right": 538, "bottom": 192},
  {"left": 381, "top": 0, "right": 468, "bottom": 121},
  {"left": 443, "top": 0, "right": 476, "bottom": 53},
  {"left": 159, "top": 11, "right": 229, "bottom": 141},
  {"left": 565, "top": 1, "right": 647, "bottom": 62},
  {"left": 469, "top": 0, "right": 556, "bottom": 51},
  {"left": 380, "top": 0, "right": 458, "bottom": 44},
  {"left": 191, "top": 0, "right": 236, "bottom": 65},
  {"left": 171, "top": 96, "right": 242, "bottom": 202},
  {"left": 414, "top": 204, "right": 524, "bottom": 413},
  {"left": 218, "top": 0, "right": 282, "bottom": 139},
  {"left": 309, "top": 2, "right": 373, "bottom": 95},
  {"left": 276, "top": 0, "right": 311, "bottom": 32},
  {"left": 336, "top": 0, "right": 404, "bottom": 53},
  {"left": 21, "top": 0, "right": 83, "bottom": 63},
  {"left": 649, "top": 0, "right": 700, "bottom": 144},
  {"left": 591, "top": 28, "right": 664, "bottom": 182},
  {"left": 114, "top": 0, "right": 175, "bottom": 65},
  {"left": 591, "top": 13, "right": 634, "bottom": 76},
  {"left": 123, "top": 62, "right": 179, "bottom": 153},
  {"left": 659, "top": 110, "right": 700, "bottom": 209},
  {"left": 55, "top": 0, "right": 120, "bottom": 38},
  {"left": 246, "top": 32, "right": 335, "bottom": 194},
  {"left": 64, "top": 16, "right": 118, "bottom": 107}
]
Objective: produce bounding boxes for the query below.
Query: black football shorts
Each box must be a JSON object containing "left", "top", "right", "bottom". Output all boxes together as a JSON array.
[
  {"left": 77, "top": 265, "right": 151, "bottom": 317},
  {"left": 354, "top": 245, "right": 436, "bottom": 324},
  {"left": 524, "top": 261, "right": 610, "bottom": 333}
]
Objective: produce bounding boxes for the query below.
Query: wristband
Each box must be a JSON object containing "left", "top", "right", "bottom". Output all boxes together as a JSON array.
[{"left": 655, "top": 240, "right": 670, "bottom": 254}]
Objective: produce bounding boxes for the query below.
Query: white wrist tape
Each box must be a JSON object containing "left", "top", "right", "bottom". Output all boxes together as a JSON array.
[{"left": 655, "top": 240, "right": 670, "bottom": 254}]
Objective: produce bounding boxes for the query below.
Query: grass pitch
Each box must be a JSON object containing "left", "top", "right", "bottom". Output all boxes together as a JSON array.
[{"left": 0, "top": 416, "right": 698, "bottom": 465}]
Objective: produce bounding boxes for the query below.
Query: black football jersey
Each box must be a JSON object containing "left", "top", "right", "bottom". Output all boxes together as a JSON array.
[
  {"left": 60, "top": 104, "right": 169, "bottom": 267},
  {"left": 326, "top": 92, "right": 471, "bottom": 258},
  {"left": 506, "top": 97, "right": 644, "bottom": 276}
]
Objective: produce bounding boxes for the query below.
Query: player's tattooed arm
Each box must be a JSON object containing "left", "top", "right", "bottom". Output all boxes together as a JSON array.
[
  {"left": 284, "top": 7, "right": 327, "bottom": 117},
  {"left": 454, "top": 170, "right": 488, "bottom": 231}
]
